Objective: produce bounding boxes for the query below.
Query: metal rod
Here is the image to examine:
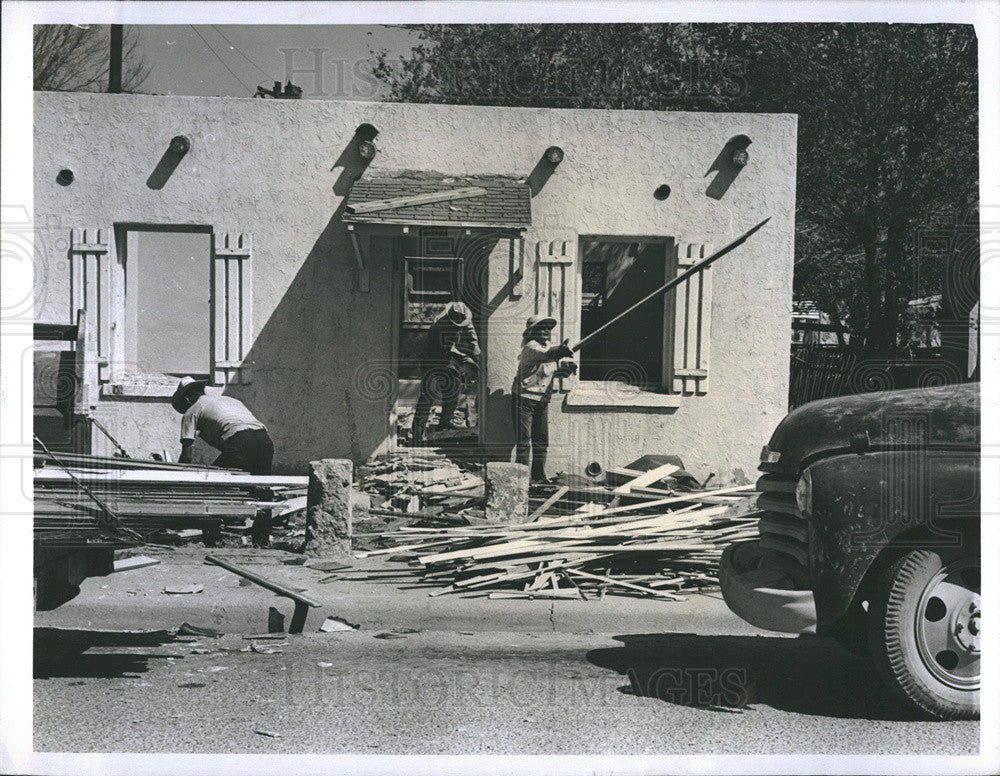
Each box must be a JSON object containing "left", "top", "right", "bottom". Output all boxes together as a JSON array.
[
  {"left": 89, "top": 416, "right": 129, "bottom": 457},
  {"left": 571, "top": 217, "right": 771, "bottom": 353}
]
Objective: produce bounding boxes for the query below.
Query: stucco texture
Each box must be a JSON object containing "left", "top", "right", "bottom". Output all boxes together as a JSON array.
[{"left": 34, "top": 93, "right": 796, "bottom": 479}]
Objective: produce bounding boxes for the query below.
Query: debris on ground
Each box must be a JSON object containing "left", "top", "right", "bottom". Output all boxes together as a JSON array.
[
  {"left": 164, "top": 584, "right": 204, "bottom": 595},
  {"left": 319, "top": 616, "right": 359, "bottom": 632},
  {"left": 111, "top": 554, "right": 161, "bottom": 573},
  {"left": 177, "top": 623, "right": 223, "bottom": 638},
  {"left": 350, "top": 452, "right": 758, "bottom": 600}
]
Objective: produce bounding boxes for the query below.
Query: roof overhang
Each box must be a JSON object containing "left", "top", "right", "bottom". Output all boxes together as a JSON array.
[{"left": 342, "top": 174, "right": 532, "bottom": 231}]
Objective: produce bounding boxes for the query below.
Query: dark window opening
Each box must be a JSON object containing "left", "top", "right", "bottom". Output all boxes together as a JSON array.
[{"left": 578, "top": 239, "right": 668, "bottom": 387}]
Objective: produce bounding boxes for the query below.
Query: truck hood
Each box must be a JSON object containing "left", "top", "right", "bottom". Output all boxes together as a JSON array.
[{"left": 764, "top": 383, "right": 980, "bottom": 472}]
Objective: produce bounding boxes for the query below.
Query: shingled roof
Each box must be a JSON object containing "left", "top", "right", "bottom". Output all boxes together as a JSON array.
[{"left": 343, "top": 173, "right": 531, "bottom": 229}]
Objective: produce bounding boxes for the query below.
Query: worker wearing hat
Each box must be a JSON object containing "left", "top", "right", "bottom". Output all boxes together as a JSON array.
[
  {"left": 411, "top": 301, "right": 481, "bottom": 445},
  {"left": 511, "top": 314, "right": 575, "bottom": 484},
  {"left": 171, "top": 377, "right": 274, "bottom": 474}
]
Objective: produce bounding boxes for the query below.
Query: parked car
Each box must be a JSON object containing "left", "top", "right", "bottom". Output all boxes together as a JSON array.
[{"left": 720, "top": 382, "right": 980, "bottom": 720}]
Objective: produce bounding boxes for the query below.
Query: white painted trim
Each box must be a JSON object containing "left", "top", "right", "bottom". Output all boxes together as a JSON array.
[{"left": 565, "top": 383, "right": 683, "bottom": 409}]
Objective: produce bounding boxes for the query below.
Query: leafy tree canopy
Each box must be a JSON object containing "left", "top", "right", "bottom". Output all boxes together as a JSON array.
[{"left": 372, "top": 23, "right": 978, "bottom": 353}]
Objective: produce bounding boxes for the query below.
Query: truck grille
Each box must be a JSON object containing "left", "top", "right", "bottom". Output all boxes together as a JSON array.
[{"left": 756, "top": 473, "right": 810, "bottom": 583}]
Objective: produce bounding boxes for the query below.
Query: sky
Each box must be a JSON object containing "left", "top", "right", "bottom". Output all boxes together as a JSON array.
[{"left": 134, "top": 24, "right": 420, "bottom": 100}]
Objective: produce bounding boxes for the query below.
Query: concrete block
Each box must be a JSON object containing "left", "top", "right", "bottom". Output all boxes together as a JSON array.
[
  {"left": 305, "top": 459, "right": 353, "bottom": 557},
  {"left": 484, "top": 462, "right": 530, "bottom": 524}
]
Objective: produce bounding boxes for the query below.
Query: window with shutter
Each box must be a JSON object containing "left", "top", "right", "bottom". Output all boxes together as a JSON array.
[
  {"left": 69, "top": 225, "right": 252, "bottom": 396},
  {"left": 566, "top": 235, "right": 714, "bottom": 406}
]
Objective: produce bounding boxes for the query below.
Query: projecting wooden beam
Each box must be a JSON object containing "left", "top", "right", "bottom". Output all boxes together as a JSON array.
[{"left": 345, "top": 187, "right": 488, "bottom": 214}]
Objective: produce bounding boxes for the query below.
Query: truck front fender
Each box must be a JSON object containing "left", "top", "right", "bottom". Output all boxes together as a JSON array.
[{"left": 807, "top": 449, "right": 978, "bottom": 629}]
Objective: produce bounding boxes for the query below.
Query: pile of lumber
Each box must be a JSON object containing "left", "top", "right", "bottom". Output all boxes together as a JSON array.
[
  {"left": 356, "top": 485, "right": 759, "bottom": 600},
  {"left": 358, "top": 450, "right": 484, "bottom": 519},
  {"left": 33, "top": 452, "right": 307, "bottom": 542}
]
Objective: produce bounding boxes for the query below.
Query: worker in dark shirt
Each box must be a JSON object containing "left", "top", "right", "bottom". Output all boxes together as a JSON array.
[
  {"left": 171, "top": 376, "right": 274, "bottom": 474},
  {"left": 411, "top": 301, "right": 480, "bottom": 446}
]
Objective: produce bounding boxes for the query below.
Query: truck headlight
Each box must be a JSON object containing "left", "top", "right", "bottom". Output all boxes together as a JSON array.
[
  {"left": 795, "top": 469, "right": 812, "bottom": 518},
  {"left": 760, "top": 445, "right": 781, "bottom": 464}
]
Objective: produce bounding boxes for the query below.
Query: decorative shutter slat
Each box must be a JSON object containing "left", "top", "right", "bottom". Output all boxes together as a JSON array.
[
  {"left": 672, "top": 241, "right": 713, "bottom": 395},
  {"left": 70, "top": 228, "right": 113, "bottom": 383},
  {"left": 212, "top": 232, "right": 253, "bottom": 385},
  {"left": 535, "top": 238, "right": 576, "bottom": 392}
]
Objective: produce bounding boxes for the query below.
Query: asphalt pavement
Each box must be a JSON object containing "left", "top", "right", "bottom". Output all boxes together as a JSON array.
[{"left": 31, "top": 548, "right": 980, "bottom": 755}]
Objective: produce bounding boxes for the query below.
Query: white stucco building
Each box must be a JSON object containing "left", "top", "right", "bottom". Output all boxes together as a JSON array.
[{"left": 33, "top": 92, "right": 796, "bottom": 480}]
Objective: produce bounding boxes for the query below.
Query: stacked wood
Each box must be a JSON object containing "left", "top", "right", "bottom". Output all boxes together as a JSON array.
[
  {"left": 354, "top": 485, "right": 758, "bottom": 599},
  {"left": 33, "top": 455, "right": 308, "bottom": 542}
]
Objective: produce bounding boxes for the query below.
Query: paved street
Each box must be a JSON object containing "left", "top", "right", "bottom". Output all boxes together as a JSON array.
[{"left": 32, "top": 552, "right": 978, "bottom": 755}]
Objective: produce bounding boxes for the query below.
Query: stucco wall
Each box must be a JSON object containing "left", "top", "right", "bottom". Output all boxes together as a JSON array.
[{"left": 34, "top": 93, "right": 795, "bottom": 478}]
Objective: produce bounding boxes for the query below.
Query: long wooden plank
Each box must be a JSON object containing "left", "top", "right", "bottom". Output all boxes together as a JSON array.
[
  {"left": 489, "top": 590, "right": 581, "bottom": 600},
  {"left": 527, "top": 486, "right": 569, "bottom": 522},
  {"left": 430, "top": 554, "right": 606, "bottom": 596},
  {"left": 205, "top": 554, "right": 321, "bottom": 607},
  {"left": 563, "top": 568, "right": 685, "bottom": 600},
  {"left": 416, "top": 511, "right": 698, "bottom": 564},
  {"left": 346, "top": 187, "right": 487, "bottom": 214},
  {"left": 354, "top": 538, "right": 455, "bottom": 558},
  {"left": 612, "top": 463, "right": 679, "bottom": 494},
  {"left": 35, "top": 468, "right": 307, "bottom": 487}
]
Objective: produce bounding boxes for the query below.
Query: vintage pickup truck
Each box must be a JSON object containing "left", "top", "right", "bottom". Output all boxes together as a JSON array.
[{"left": 720, "top": 382, "right": 980, "bottom": 720}]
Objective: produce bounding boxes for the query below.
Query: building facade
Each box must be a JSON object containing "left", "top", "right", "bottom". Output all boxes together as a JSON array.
[{"left": 34, "top": 93, "right": 796, "bottom": 480}]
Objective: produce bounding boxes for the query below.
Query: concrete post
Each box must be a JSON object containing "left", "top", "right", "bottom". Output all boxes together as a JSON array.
[
  {"left": 305, "top": 458, "right": 353, "bottom": 557},
  {"left": 484, "top": 462, "right": 530, "bottom": 524}
]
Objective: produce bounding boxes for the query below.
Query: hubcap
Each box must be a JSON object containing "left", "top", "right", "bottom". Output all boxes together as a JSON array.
[{"left": 915, "top": 558, "right": 980, "bottom": 690}]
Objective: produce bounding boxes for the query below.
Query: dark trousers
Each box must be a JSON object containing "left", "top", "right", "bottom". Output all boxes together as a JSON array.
[
  {"left": 214, "top": 429, "right": 274, "bottom": 475},
  {"left": 412, "top": 362, "right": 463, "bottom": 443},
  {"left": 511, "top": 394, "right": 549, "bottom": 480}
]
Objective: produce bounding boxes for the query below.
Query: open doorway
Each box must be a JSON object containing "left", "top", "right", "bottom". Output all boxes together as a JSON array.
[{"left": 393, "top": 229, "right": 491, "bottom": 449}]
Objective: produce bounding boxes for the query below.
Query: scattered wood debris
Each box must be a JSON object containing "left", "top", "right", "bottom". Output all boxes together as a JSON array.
[{"left": 354, "top": 485, "right": 757, "bottom": 599}]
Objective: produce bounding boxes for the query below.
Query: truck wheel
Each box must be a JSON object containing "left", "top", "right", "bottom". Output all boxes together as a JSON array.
[{"left": 867, "top": 546, "right": 980, "bottom": 720}]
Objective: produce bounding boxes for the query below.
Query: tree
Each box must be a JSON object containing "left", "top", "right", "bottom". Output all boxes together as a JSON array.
[
  {"left": 34, "top": 24, "right": 150, "bottom": 93},
  {"left": 371, "top": 23, "right": 978, "bottom": 354}
]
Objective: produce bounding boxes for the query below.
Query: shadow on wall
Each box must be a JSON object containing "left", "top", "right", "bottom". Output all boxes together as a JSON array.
[
  {"left": 705, "top": 135, "right": 751, "bottom": 201},
  {"left": 223, "top": 211, "right": 392, "bottom": 474},
  {"left": 484, "top": 388, "right": 516, "bottom": 460},
  {"left": 220, "top": 131, "right": 385, "bottom": 473}
]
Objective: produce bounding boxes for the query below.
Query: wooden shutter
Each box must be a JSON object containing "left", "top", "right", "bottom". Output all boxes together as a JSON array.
[
  {"left": 212, "top": 232, "right": 253, "bottom": 386},
  {"left": 535, "top": 239, "right": 576, "bottom": 392},
  {"left": 671, "top": 241, "right": 713, "bottom": 395},
  {"left": 70, "top": 228, "right": 113, "bottom": 386}
]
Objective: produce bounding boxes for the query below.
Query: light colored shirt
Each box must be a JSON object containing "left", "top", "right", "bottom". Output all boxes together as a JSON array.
[
  {"left": 181, "top": 394, "right": 266, "bottom": 450},
  {"left": 513, "top": 339, "right": 558, "bottom": 402}
]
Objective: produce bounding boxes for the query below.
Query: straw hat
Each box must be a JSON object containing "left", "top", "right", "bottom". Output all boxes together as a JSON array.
[
  {"left": 171, "top": 376, "right": 209, "bottom": 413},
  {"left": 444, "top": 301, "right": 472, "bottom": 325},
  {"left": 522, "top": 314, "right": 557, "bottom": 338}
]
